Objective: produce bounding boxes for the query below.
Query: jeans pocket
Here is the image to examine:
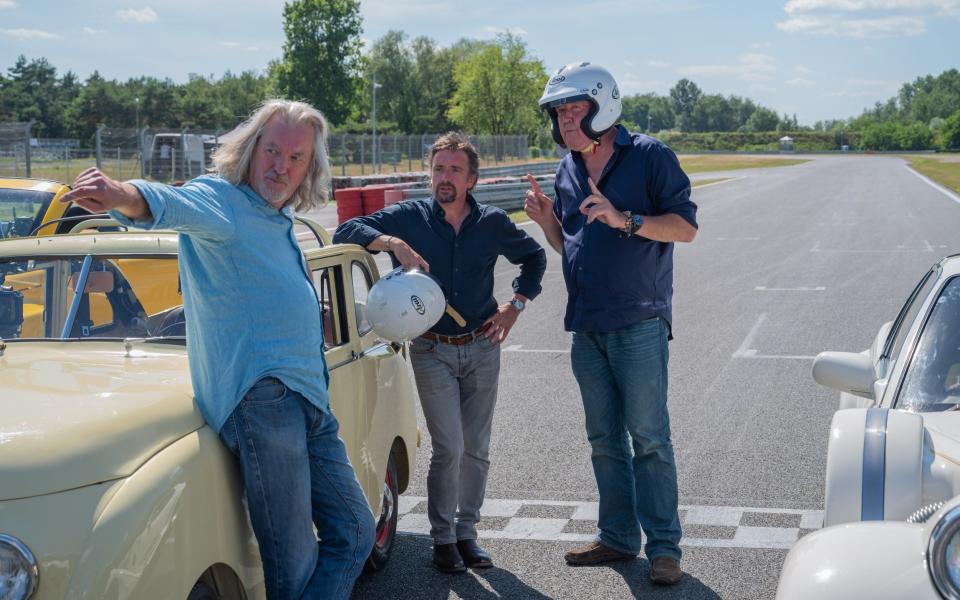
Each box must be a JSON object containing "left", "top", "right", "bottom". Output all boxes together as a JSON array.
[
  {"left": 410, "top": 337, "right": 437, "bottom": 354},
  {"left": 244, "top": 377, "right": 288, "bottom": 404}
]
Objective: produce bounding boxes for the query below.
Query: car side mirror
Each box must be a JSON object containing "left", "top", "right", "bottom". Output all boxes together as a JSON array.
[{"left": 812, "top": 351, "right": 877, "bottom": 399}]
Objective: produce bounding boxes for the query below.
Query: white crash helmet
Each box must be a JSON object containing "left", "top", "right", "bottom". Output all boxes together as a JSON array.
[
  {"left": 366, "top": 267, "right": 446, "bottom": 342},
  {"left": 539, "top": 62, "right": 622, "bottom": 147}
]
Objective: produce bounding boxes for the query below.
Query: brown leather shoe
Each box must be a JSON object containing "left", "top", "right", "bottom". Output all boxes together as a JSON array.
[
  {"left": 564, "top": 541, "right": 635, "bottom": 566},
  {"left": 649, "top": 555, "right": 682, "bottom": 585}
]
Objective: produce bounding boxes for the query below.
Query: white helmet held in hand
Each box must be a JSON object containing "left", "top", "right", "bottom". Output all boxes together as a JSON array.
[
  {"left": 538, "top": 61, "right": 622, "bottom": 147},
  {"left": 366, "top": 267, "right": 445, "bottom": 342}
]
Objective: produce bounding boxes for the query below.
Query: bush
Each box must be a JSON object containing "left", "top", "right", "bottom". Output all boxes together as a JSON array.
[
  {"left": 940, "top": 110, "right": 960, "bottom": 150},
  {"left": 529, "top": 146, "right": 541, "bottom": 159}
]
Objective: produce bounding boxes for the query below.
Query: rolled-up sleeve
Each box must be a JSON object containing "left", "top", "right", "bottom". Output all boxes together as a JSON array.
[
  {"left": 333, "top": 205, "right": 407, "bottom": 252},
  {"left": 495, "top": 211, "right": 546, "bottom": 301},
  {"left": 649, "top": 145, "right": 698, "bottom": 229},
  {"left": 110, "top": 176, "right": 236, "bottom": 242}
]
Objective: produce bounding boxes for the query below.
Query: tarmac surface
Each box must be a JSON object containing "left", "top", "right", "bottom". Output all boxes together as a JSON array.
[{"left": 327, "top": 155, "right": 960, "bottom": 599}]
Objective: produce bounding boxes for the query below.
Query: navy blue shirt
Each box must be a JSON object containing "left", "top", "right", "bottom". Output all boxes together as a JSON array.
[
  {"left": 334, "top": 195, "right": 546, "bottom": 335},
  {"left": 553, "top": 125, "right": 697, "bottom": 334}
]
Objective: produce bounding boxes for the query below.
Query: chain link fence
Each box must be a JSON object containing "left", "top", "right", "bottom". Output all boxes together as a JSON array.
[
  {"left": 0, "top": 121, "right": 532, "bottom": 183},
  {"left": 0, "top": 122, "right": 33, "bottom": 178}
]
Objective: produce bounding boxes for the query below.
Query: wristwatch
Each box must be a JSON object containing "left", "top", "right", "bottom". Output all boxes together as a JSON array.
[
  {"left": 509, "top": 298, "right": 526, "bottom": 313},
  {"left": 622, "top": 211, "right": 644, "bottom": 236}
]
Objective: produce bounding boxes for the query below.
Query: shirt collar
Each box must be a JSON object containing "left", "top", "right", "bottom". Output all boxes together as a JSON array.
[{"left": 240, "top": 183, "right": 293, "bottom": 218}]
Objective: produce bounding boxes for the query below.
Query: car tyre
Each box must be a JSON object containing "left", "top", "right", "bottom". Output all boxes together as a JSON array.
[
  {"left": 366, "top": 453, "right": 399, "bottom": 572},
  {"left": 186, "top": 581, "right": 219, "bottom": 600}
]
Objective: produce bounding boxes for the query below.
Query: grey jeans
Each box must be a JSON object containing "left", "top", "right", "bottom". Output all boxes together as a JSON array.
[{"left": 409, "top": 334, "right": 501, "bottom": 544}]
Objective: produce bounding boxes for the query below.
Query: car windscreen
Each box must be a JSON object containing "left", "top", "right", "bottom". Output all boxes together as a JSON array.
[
  {"left": 896, "top": 276, "right": 960, "bottom": 412},
  {"left": 0, "top": 188, "right": 54, "bottom": 239},
  {"left": 0, "top": 255, "right": 183, "bottom": 341}
]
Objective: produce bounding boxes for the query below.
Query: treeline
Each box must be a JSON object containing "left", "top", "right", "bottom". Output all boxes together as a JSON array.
[{"left": 0, "top": 0, "right": 958, "bottom": 151}]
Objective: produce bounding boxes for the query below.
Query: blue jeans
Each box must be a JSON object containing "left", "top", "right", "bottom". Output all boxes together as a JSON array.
[
  {"left": 570, "top": 318, "right": 682, "bottom": 560},
  {"left": 218, "top": 378, "right": 375, "bottom": 600}
]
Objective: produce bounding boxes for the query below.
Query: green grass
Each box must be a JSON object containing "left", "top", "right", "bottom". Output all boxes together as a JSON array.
[{"left": 903, "top": 154, "right": 960, "bottom": 194}]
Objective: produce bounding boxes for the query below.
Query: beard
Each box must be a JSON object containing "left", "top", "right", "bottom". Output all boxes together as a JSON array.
[{"left": 434, "top": 183, "right": 458, "bottom": 204}]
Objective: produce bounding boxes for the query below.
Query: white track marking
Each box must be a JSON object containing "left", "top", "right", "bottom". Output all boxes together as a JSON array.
[
  {"left": 905, "top": 164, "right": 960, "bottom": 206},
  {"left": 396, "top": 495, "right": 824, "bottom": 550}
]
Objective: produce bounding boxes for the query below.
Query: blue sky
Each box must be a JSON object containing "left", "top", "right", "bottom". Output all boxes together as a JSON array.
[{"left": 1, "top": 0, "right": 958, "bottom": 125}]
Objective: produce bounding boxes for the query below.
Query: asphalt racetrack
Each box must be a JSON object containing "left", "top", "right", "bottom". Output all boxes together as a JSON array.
[{"left": 314, "top": 155, "right": 960, "bottom": 599}]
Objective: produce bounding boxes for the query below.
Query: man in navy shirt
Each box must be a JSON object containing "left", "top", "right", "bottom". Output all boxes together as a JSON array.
[
  {"left": 335, "top": 132, "right": 546, "bottom": 574},
  {"left": 525, "top": 62, "right": 697, "bottom": 585}
]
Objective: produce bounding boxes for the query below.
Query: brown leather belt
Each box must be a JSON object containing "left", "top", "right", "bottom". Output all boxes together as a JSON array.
[{"left": 420, "top": 322, "right": 491, "bottom": 346}]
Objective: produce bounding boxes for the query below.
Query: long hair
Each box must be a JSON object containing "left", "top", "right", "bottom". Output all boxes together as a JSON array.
[{"left": 211, "top": 99, "right": 330, "bottom": 212}]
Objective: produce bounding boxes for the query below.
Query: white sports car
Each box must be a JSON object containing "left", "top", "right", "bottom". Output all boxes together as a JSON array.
[{"left": 778, "top": 254, "right": 960, "bottom": 599}]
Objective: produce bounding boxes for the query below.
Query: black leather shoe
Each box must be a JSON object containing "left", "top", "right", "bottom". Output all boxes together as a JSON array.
[
  {"left": 432, "top": 543, "right": 467, "bottom": 573},
  {"left": 457, "top": 539, "right": 493, "bottom": 569}
]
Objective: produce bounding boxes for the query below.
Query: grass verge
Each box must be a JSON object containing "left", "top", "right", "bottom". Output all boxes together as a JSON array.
[{"left": 903, "top": 154, "right": 960, "bottom": 195}]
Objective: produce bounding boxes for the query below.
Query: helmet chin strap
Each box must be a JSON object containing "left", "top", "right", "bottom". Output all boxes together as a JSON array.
[{"left": 575, "top": 139, "right": 600, "bottom": 154}]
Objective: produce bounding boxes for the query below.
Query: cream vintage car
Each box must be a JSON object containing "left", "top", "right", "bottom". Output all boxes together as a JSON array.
[
  {"left": 777, "top": 254, "right": 960, "bottom": 599},
  {"left": 0, "top": 218, "right": 418, "bottom": 599}
]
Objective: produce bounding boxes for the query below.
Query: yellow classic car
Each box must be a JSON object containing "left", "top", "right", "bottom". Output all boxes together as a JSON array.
[
  {"left": 0, "top": 177, "right": 92, "bottom": 239},
  {"left": 0, "top": 219, "right": 419, "bottom": 599}
]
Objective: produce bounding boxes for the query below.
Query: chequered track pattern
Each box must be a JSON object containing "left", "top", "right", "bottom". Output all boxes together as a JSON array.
[{"left": 396, "top": 496, "right": 824, "bottom": 550}]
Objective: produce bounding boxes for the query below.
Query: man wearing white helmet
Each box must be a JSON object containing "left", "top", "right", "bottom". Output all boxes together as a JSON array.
[
  {"left": 334, "top": 132, "right": 546, "bottom": 574},
  {"left": 525, "top": 62, "right": 698, "bottom": 585}
]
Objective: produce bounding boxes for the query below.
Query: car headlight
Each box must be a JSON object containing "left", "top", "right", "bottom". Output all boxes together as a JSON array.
[
  {"left": 929, "top": 505, "right": 960, "bottom": 599},
  {"left": 0, "top": 534, "right": 38, "bottom": 600}
]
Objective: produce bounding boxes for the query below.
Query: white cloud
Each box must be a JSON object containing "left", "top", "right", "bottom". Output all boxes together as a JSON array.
[
  {"left": 777, "top": 14, "right": 926, "bottom": 36},
  {"left": 220, "top": 41, "right": 241, "bottom": 47},
  {"left": 778, "top": 0, "right": 958, "bottom": 37},
  {"left": 117, "top": 7, "right": 158, "bottom": 23},
  {"left": 795, "top": 65, "right": 812, "bottom": 73},
  {"left": 83, "top": 26, "right": 104, "bottom": 35},
  {"left": 678, "top": 53, "right": 777, "bottom": 81},
  {"left": 648, "top": 59, "right": 671, "bottom": 68},
  {"left": 0, "top": 0, "right": 18, "bottom": 8},
  {"left": 751, "top": 41, "right": 773, "bottom": 48},
  {"left": 0, "top": 28, "right": 60, "bottom": 40},
  {"left": 787, "top": 77, "right": 817, "bottom": 85},
  {"left": 785, "top": 0, "right": 958, "bottom": 13}
]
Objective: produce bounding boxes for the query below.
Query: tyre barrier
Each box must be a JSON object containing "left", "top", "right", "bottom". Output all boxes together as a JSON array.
[{"left": 334, "top": 187, "right": 363, "bottom": 224}]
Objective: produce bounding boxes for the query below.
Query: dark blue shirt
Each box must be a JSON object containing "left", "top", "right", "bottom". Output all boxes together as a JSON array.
[
  {"left": 553, "top": 125, "right": 698, "bottom": 334},
  {"left": 334, "top": 195, "right": 546, "bottom": 335}
]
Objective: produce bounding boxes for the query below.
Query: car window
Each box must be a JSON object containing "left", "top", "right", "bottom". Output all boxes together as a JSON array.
[
  {"left": 0, "top": 255, "right": 181, "bottom": 340},
  {"left": 313, "top": 265, "right": 347, "bottom": 349},
  {"left": 0, "top": 188, "right": 54, "bottom": 239},
  {"left": 883, "top": 267, "right": 939, "bottom": 363},
  {"left": 352, "top": 261, "right": 373, "bottom": 336},
  {"left": 896, "top": 276, "right": 960, "bottom": 412}
]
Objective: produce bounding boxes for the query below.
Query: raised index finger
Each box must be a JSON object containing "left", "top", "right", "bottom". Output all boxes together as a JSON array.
[
  {"left": 525, "top": 174, "right": 543, "bottom": 196},
  {"left": 587, "top": 177, "right": 602, "bottom": 195}
]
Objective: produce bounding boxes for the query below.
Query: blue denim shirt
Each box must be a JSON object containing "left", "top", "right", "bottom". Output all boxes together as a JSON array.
[
  {"left": 110, "top": 175, "right": 330, "bottom": 432},
  {"left": 553, "top": 126, "right": 698, "bottom": 334},
  {"left": 333, "top": 195, "right": 546, "bottom": 335}
]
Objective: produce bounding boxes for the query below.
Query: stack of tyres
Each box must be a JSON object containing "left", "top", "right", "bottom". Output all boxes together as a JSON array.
[{"left": 334, "top": 188, "right": 363, "bottom": 224}]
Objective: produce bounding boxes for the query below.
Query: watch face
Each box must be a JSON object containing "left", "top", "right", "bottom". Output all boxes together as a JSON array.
[{"left": 511, "top": 299, "right": 525, "bottom": 311}]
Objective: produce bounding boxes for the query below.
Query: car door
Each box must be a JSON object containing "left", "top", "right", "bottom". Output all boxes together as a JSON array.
[{"left": 306, "top": 253, "right": 379, "bottom": 504}]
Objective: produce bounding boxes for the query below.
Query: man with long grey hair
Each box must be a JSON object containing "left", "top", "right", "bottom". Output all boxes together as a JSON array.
[{"left": 59, "top": 99, "right": 375, "bottom": 600}]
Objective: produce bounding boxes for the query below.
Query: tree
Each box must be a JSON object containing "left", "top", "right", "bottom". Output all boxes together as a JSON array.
[
  {"left": 65, "top": 71, "right": 123, "bottom": 144},
  {"left": 940, "top": 110, "right": 960, "bottom": 150},
  {"left": 365, "top": 30, "right": 417, "bottom": 132},
  {"left": 447, "top": 35, "right": 546, "bottom": 136},
  {"left": 271, "top": 0, "right": 364, "bottom": 126},
  {"left": 669, "top": 78, "right": 701, "bottom": 131},
  {"left": 743, "top": 107, "right": 779, "bottom": 132}
]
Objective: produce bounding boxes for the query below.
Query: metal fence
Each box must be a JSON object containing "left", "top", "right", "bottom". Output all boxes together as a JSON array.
[
  {"left": 0, "top": 121, "right": 532, "bottom": 183},
  {"left": 0, "top": 122, "right": 32, "bottom": 178}
]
